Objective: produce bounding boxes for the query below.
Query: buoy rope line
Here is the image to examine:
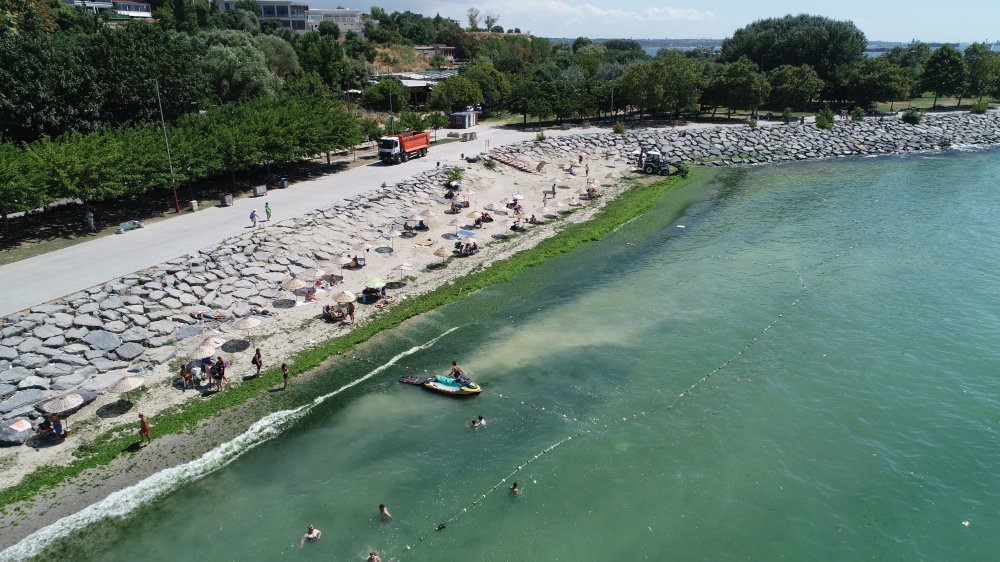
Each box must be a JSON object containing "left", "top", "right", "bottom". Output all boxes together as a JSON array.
[{"left": 383, "top": 240, "right": 864, "bottom": 560}]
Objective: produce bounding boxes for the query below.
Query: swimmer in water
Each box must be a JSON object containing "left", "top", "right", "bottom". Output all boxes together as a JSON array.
[
  {"left": 300, "top": 524, "right": 321, "bottom": 548},
  {"left": 509, "top": 482, "right": 521, "bottom": 496},
  {"left": 471, "top": 415, "right": 486, "bottom": 429},
  {"left": 379, "top": 503, "right": 392, "bottom": 520}
]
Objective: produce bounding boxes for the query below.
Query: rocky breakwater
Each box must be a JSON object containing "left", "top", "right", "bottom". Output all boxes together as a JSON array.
[
  {"left": 0, "top": 167, "right": 450, "bottom": 445},
  {"left": 497, "top": 112, "right": 1000, "bottom": 168}
]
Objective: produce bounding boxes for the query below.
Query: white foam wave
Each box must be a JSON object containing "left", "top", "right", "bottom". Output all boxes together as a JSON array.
[{"left": 0, "top": 327, "right": 459, "bottom": 561}]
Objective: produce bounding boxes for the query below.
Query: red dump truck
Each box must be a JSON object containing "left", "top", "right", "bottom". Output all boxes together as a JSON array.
[{"left": 378, "top": 131, "right": 431, "bottom": 164}]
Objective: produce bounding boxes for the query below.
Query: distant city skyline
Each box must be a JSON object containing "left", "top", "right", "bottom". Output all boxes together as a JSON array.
[{"left": 312, "top": 0, "right": 999, "bottom": 44}]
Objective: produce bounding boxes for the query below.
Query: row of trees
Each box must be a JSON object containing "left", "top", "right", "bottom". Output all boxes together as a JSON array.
[{"left": 0, "top": 84, "right": 360, "bottom": 235}]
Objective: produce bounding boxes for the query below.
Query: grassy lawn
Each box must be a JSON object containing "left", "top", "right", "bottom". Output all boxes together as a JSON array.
[{"left": 875, "top": 93, "right": 999, "bottom": 113}]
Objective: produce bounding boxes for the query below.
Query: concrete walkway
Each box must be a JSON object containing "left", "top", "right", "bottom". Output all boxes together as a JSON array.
[{"left": 0, "top": 124, "right": 600, "bottom": 317}]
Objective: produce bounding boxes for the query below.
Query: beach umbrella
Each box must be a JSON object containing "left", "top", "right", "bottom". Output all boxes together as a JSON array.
[
  {"left": 575, "top": 188, "right": 588, "bottom": 195},
  {"left": 448, "top": 218, "right": 461, "bottom": 226},
  {"left": 407, "top": 213, "right": 422, "bottom": 222},
  {"left": 567, "top": 198, "right": 583, "bottom": 207},
  {"left": 511, "top": 193, "right": 525, "bottom": 200},
  {"left": 107, "top": 375, "right": 144, "bottom": 402},
  {"left": 393, "top": 262, "right": 416, "bottom": 272},
  {"left": 459, "top": 188, "right": 473, "bottom": 198},
  {"left": 467, "top": 210, "right": 481, "bottom": 218},
  {"left": 299, "top": 267, "right": 326, "bottom": 280},
  {"left": 40, "top": 393, "right": 84, "bottom": 415},
  {"left": 365, "top": 278, "right": 387, "bottom": 289},
  {"left": 281, "top": 278, "right": 309, "bottom": 291},
  {"left": 433, "top": 246, "right": 451, "bottom": 258},
  {"left": 460, "top": 237, "right": 477, "bottom": 245},
  {"left": 230, "top": 317, "right": 262, "bottom": 331},
  {"left": 420, "top": 209, "right": 434, "bottom": 218},
  {"left": 381, "top": 229, "right": 400, "bottom": 251},
  {"left": 188, "top": 343, "right": 217, "bottom": 359},
  {"left": 334, "top": 290, "right": 357, "bottom": 303}
]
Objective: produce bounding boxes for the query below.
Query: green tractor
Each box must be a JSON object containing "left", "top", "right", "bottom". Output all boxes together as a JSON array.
[{"left": 636, "top": 149, "right": 687, "bottom": 177}]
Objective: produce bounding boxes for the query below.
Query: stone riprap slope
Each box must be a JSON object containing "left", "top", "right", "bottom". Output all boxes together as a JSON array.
[
  {"left": 497, "top": 112, "right": 1000, "bottom": 167},
  {"left": 0, "top": 168, "right": 450, "bottom": 444}
]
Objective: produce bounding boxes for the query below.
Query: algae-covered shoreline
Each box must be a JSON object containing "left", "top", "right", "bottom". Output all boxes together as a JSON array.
[{"left": 0, "top": 167, "right": 715, "bottom": 556}]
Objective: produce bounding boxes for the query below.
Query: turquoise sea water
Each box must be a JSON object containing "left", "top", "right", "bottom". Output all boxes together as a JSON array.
[{"left": 16, "top": 149, "right": 1000, "bottom": 561}]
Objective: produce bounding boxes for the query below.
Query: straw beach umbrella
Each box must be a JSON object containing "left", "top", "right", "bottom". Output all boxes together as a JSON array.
[
  {"left": 188, "top": 343, "right": 217, "bottom": 360},
  {"left": 108, "top": 375, "right": 144, "bottom": 402},
  {"left": 433, "top": 246, "right": 451, "bottom": 259},
  {"left": 281, "top": 278, "right": 309, "bottom": 291},
  {"left": 40, "top": 393, "right": 84, "bottom": 415},
  {"left": 334, "top": 290, "right": 357, "bottom": 303},
  {"left": 365, "top": 278, "right": 387, "bottom": 289}
]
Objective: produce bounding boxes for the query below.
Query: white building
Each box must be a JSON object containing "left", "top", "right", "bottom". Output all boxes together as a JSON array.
[
  {"left": 306, "top": 8, "right": 364, "bottom": 36},
  {"left": 64, "top": 0, "right": 153, "bottom": 19},
  {"left": 217, "top": 0, "right": 309, "bottom": 31}
]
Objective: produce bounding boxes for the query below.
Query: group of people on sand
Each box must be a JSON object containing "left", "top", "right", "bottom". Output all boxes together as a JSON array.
[
  {"left": 472, "top": 211, "right": 494, "bottom": 228},
  {"left": 323, "top": 301, "right": 355, "bottom": 323}
]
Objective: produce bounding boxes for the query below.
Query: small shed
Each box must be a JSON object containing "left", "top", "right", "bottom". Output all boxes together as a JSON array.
[{"left": 449, "top": 111, "right": 478, "bottom": 129}]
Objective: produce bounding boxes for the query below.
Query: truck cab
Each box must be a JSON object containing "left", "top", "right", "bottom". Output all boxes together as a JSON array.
[{"left": 378, "top": 137, "right": 403, "bottom": 163}]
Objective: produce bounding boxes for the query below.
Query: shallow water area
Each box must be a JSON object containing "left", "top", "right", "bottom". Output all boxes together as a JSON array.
[{"left": 17, "top": 149, "right": 1000, "bottom": 561}]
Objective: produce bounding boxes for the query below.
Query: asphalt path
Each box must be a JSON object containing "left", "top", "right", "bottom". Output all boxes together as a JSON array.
[{"left": 0, "top": 124, "right": 598, "bottom": 317}]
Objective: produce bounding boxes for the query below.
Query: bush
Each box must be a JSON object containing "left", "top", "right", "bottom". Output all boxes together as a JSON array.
[
  {"left": 901, "top": 108, "right": 922, "bottom": 125},
  {"left": 781, "top": 107, "right": 793, "bottom": 124},
  {"left": 535, "top": 131, "right": 546, "bottom": 142},
  {"left": 445, "top": 166, "right": 463, "bottom": 183},
  {"left": 850, "top": 107, "right": 866, "bottom": 121},
  {"left": 483, "top": 159, "right": 497, "bottom": 170},
  {"left": 611, "top": 121, "right": 626, "bottom": 134},
  {"left": 747, "top": 117, "right": 757, "bottom": 128},
  {"left": 969, "top": 101, "right": 988, "bottom": 115},
  {"left": 815, "top": 106, "right": 835, "bottom": 129}
]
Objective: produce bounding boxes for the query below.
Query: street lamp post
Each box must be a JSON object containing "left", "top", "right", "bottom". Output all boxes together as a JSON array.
[{"left": 154, "top": 80, "right": 181, "bottom": 214}]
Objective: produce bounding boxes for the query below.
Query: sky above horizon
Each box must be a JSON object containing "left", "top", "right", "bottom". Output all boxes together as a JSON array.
[{"left": 312, "top": 0, "right": 998, "bottom": 43}]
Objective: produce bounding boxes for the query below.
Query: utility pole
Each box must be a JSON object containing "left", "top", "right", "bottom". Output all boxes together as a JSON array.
[{"left": 155, "top": 80, "right": 181, "bottom": 214}]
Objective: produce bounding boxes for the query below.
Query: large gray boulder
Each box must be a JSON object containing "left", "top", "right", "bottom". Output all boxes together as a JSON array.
[
  {"left": 83, "top": 330, "right": 122, "bottom": 351},
  {"left": 115, "top": 342, "right": 145, "bottom": 361},
  {"left": 0, "top": 417, "right": 34, "bottom": 446},
  {"left": 0, "top": 367, "right": 32, "bottom": 384},
  {"left": 0, "top": 389, "right": 48, "bottom": 415},
  {"left": 147, "top": 320, "right": 176, "bottom": 335}
]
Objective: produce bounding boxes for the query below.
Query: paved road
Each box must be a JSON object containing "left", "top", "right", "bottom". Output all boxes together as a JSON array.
[{"left": 0, "top": 125, "right": 598, "bottom": 317}]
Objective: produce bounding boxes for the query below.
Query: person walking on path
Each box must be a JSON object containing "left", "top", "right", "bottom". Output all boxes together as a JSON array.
[
  {"left": 282, "top": 363, "right": 289, "bottom": 390},
  {"left": 585, "top": 163, "right": 589, "bottom": 177},
  {"left": 264, "top": 201, "right": 272, "bottom": 223},
  {"left": 138, "top": 413, "right": 152, "bottom": 446},
  {"left": 251, "top": 348, "right": 263, "bottom": 377},
  {"left": 346, "top": 301, "right": 355, "bottom": 324},
  {"left": 85, "top": 208, "right": 96, "bottom": 232},
  {"left": 250, "top": 209, "right": 259, "bottom": 228}
]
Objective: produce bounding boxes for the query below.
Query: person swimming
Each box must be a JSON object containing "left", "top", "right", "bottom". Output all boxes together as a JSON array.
[
  {"left": 471, "top": 415, "right": 486, "bottom": 429},
  {"left": 300, "top": 524, "right": 321, "bottom": 547},
  {"left": 509, "top": 482, "right": 521, "bottom": 496},
  {"left": 379, "top": 503, "right": 392, "bottom": 520}
]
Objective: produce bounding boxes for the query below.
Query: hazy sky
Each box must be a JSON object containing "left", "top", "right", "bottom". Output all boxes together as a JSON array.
[{"left": 314, "top": 0, "right": 998, "bottom": 43}]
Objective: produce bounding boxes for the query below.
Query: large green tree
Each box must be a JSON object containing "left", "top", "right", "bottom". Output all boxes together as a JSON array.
[
  {"left": 0, "top": 142, "right": 50, "bottom": 239},
  {"left": 703, "top": 57, "right": 771, "bottom": 117},
  {"left": 362, "top": 78, "right": 409, "bottom": 112},
  {"left": 768, "top": 64, "right": 824, "bottom": 110},
  {"left": 920, "top": 44, "right": 968, "bottom": 107},
  {"left": 428, "top": 75, "right": 483, "bottom": 112},
  {"left": 963, "top": 43, "right": 998, "bottom": 101},
  {"left": 720, "top": 14, "right": 866, "bottom": 85},
  {"left": 847, "top": 57, "right": 913, "bottom": 109}
]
